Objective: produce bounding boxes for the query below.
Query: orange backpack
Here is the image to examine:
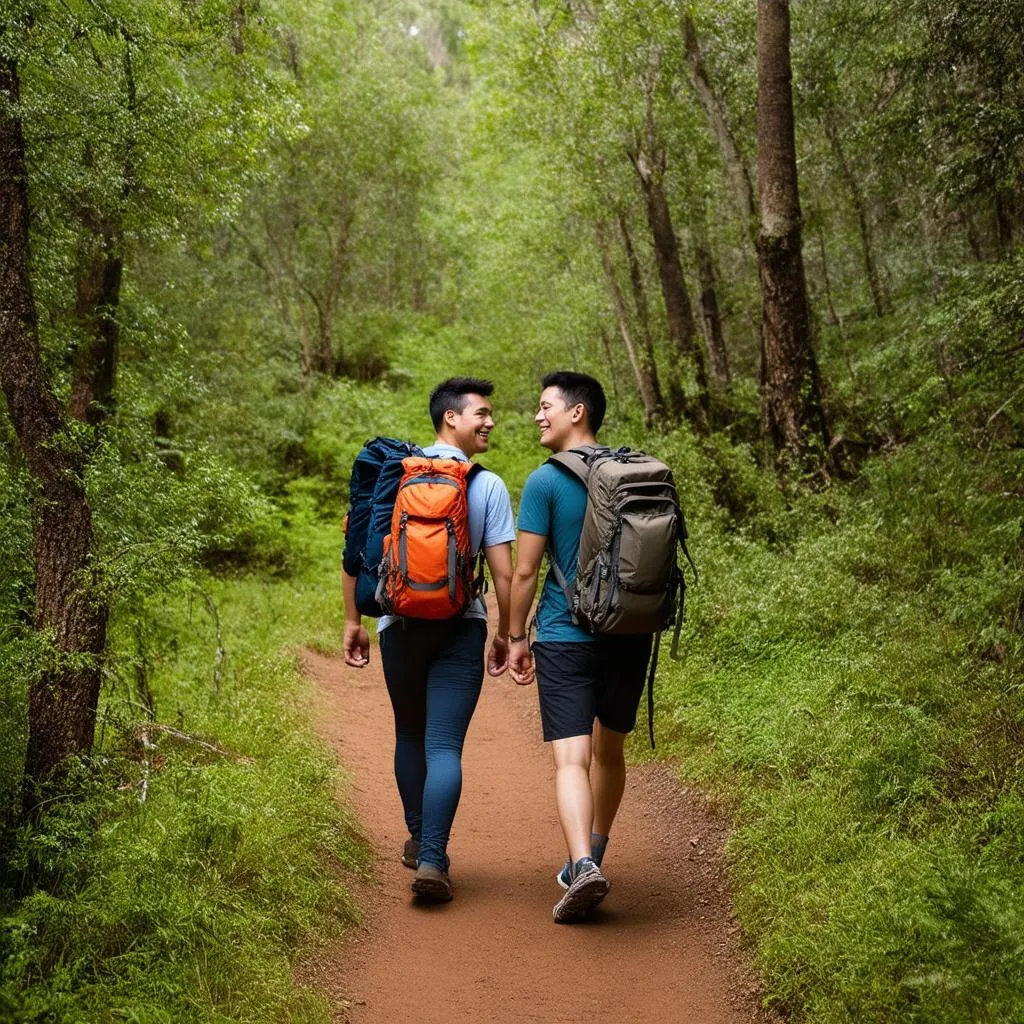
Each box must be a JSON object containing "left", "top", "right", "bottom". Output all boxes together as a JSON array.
[{"left": 377, "top": 457, "right": 483, "bottom": 619}]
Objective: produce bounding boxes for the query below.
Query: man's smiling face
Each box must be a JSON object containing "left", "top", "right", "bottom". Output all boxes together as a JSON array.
[
  {"left": 534, "top": 386, "right": 581, "bottom": 452},
  {"left": 447, "top": 393, "right": 495, "bottom": 455}
]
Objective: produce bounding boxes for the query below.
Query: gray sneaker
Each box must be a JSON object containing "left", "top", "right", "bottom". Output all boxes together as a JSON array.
[
  {"left": 411, "top": 862, "right": 452, "bottom": 902},
  {"left": 402, "top": 838, "right": 420, "bottom": 869},
  {"left": 556, "top": 859, "right": 572, "bottom": 890},
  {"left": 552, "top": 857, "right": 609, "bottom": 923}
]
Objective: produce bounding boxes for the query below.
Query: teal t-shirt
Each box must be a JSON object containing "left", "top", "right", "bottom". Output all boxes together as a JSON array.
[{"left": 517, "top": 461, "right": 591, "bottom": 643}]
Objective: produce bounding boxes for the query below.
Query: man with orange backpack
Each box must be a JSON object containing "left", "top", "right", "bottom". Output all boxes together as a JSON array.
[{"left": 342, "top": 378, "right": 515, "bottom": 902}]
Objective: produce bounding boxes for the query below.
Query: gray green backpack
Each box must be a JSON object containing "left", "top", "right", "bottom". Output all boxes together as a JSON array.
[{"left": 547, "top": 444, "right": 696, "bottom": 744}]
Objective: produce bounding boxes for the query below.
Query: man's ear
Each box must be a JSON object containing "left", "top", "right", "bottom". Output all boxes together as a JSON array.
[
  {"left": 570, "top": 403, "right": 586, "bottom": 425},
  {"left": 444, "top": 408, "right": 457, "bottom": 428}
]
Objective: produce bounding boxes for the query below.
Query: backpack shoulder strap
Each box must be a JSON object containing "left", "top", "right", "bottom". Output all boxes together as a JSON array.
[
  {"left": 542, "top": 446, "right": 611, "bottom": 609},
  {"left": 546, "top": 444, "right": 611, "bottom": 487}
]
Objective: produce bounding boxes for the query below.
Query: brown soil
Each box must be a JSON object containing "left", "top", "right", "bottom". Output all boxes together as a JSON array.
[{"left": 302, "top": 619, "right": 775, "bottom": 1024}]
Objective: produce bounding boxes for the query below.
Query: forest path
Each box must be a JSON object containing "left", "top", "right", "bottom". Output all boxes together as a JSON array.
[{"left": 302, "top": 615, "right": 771, "bottom": 1024}]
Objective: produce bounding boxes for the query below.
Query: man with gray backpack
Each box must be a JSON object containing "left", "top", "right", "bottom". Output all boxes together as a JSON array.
[{"left": 508, "top": 371, "right": 692, "bottom": 923}]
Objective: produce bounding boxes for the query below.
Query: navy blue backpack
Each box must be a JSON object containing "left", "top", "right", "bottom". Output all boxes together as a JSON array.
[{"left": 342, "top": 437, "right": 423, "bottom": 616}]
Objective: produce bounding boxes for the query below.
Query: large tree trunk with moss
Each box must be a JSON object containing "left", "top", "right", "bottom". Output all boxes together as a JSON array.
[
  {"left": 755, "top": 0, "right": 829, "bottom": 466},
  {"left": 628, "top": 147, "right": 710, "bottom": 431},
  {"left": 0, "top": 58, "right": 108, "bottom": 801}
]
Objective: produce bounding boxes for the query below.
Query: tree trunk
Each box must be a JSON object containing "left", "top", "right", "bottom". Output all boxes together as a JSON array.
[
  {"left": 691, "top": 199, "right": 731, "bottom": 389},
  {"left": 814, "top": 216, "right": 842, "bottom": 329},
  {"left": 229, "top": 4, "right": 247, "bottom": 55},
  {"left": 696, "top": 240, "right": 731, "bottom": 388},
  {"left": 615, "top": 211, "right": 667, "bottom": 417},
  {"left": 262, "top": 205, "right": 352, "bottom": 376},
  {"left": 628, "top": 148, "right": 710, "bottom": 430},
  {"left": 994, "top": 189, "right": 1014, "bottom": 258},
  {"left": 312, "top": 301, "right": 335, "bottom": 375},
  {"left": 69, "top": 217, "right": 122, "bottom": 424},
  {"left": 963, "top": 210, "right": 985, "bottom": 262},
  {"left": 824, "top": 118, "right": 886, "bottom": 316},
  {"left": 755, "top": 0, "right": 829, "bottom": 467},
  {"left": 617, "top": 211, "right": 654, "bottom": 351},
  {"left": 319, "top": 209, "right": 353, "bottom": 375},
  {"left": 682, "top": 13, "right": 758, "bottom": 237},
  {"left": 599, "top": 326, "right": 624, "bottom": 421},
  {"left": 596, "top": 222, "right": 663, "bottom": 427},
  {"left": 1, "top": 59, "right": 108, "bottom": 801}
]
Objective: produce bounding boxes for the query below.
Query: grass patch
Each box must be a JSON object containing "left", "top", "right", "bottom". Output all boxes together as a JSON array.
[
  {"left": 0, "top": 518, "right": 367, "bottom": 1023},
  {"left": 651, "top": 425, "right": 1024, "bottom": 1022}
]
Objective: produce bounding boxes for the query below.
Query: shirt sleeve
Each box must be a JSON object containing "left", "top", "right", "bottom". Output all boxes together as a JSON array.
[
  {"left": 517, "top": 467, "right": 553, "bottom": 537},
  {"left": 481, "top": 473, "right": 516, "bottom": 548}
]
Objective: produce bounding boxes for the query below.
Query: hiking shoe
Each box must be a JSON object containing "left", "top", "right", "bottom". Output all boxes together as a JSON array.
[
  {"left": 552, "top": 857, "right": 609, "bottom": 923},
  {"left": 411, "top": 862, "right": 452, "bottom": 902},
  {"left": 556, "top": 860, "right": 572, "bottom": 890},
  {"left": 402, "top": 837, "right": 420, "bottom": 869}
]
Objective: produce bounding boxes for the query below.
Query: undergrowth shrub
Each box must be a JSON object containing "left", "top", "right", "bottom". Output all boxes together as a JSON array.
[
  {"left": 0, "top": 533, "right": 365, "bottom": 1023},
  {"left": 647, "top": 258, "right": 1024, "bottom": 1022},
  {"left": 654, "top": 416, "right": 1024, "bottom": 1022}
]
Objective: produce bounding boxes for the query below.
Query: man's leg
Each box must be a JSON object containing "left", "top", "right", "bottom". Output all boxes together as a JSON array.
[
  {"left": 417, "top": 619, "right": 486, "bottom": 873},
  {"left": 380, "top": 624, "right": 430, "bottom": 848},
  {"left": 533, "top": 642, "right": 601, "bottom": 865},
  {"left": 588, "top": 632, "right": 655, "bottom": 868},
  {"left": 551, "top": 734, "right": 594, "bottom": 864},
  {"left": 591, "top": 720, "right": 628, "bottom": 838}
]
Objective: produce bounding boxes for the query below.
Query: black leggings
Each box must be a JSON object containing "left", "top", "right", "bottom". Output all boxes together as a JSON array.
[{"left": 379, "top": 618, "right": 486, "bottom": 870}]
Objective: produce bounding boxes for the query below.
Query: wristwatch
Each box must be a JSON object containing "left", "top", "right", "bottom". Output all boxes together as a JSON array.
[{"left": 508, "top": 632, "right": 527, "bottom": 643}]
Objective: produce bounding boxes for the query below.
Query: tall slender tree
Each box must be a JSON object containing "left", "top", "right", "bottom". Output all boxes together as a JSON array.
[
  {"left": 596, "top": 219, "right": 665, "bottom": 426},
  {"left": 755, "top": 0, "right": 828, "bottom": 467},
  {"left": 682, "top": 12, "right": 757, "bottom": 239},
  {"left": 628, "top": 136, "right": 710, "bottom": 431}
]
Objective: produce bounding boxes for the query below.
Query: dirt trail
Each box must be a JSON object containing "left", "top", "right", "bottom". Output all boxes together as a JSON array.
[{"left": 303, "top": 618, "right": 772, "bottom": 1024}]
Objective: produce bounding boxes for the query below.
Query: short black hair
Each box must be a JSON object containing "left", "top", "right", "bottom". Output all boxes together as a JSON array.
[
  {"left": 541, "top": 371, "right": 606, "bottom": 433},
  {"left": 429, "top": 377, "right": 494, "bottom": 431}
]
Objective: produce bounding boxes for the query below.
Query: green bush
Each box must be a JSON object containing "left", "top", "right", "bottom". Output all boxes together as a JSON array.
[
  {"left": 652, "top": 386, "right": 1024, "bottom": 1021},
  {"left": 0, "top": 548, "right": 366, "bottom": 1023}
]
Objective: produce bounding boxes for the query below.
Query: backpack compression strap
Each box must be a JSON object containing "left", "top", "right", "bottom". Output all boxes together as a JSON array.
[
  {"left": 670, "top": 519, "right": 698, "bottom": 660},
  {"left": 466, "top": 462, "right": 488, "bottom": 598},
  {"left": 646, "top": 633, "right": 660, "bottom": 749}
]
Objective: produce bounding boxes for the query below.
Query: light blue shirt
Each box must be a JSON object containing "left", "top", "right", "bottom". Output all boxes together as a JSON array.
[{"left": 378, "top": 443, "right": 515, "bottom": 632}]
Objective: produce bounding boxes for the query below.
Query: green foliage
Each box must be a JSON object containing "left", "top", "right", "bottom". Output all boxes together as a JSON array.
[
  {"left": 652, "top": 312, "right": 1024, "bottom": 1021},
  {"left": 0, "top": 534, "right": 365, "bottom": 1023},
  {"left": 3, "top": 0, "right": 1024, "bottom": 1020}
]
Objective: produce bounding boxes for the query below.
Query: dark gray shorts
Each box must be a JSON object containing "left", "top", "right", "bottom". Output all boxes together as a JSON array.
[{"left": 532, "top": 634, "right": 654, "bottom": 742}]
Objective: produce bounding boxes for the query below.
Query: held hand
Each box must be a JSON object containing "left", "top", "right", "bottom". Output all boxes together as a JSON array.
[
  {"left": 343, "top": 622, "right": 371, "bottom": 668},
  {"left": 487, "top": 634, "right": 509, "bottom": 677},
  {"left": 508, "top": 639, "right": 535, "bottom": 686}
]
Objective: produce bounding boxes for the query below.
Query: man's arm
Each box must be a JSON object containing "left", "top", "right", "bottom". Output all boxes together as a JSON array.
[
  {"left": 342, "top": 568, "right": 371, "bottom": 667},
  {"left": 483, "top": 541, "right": 513, "bottom": 676},
  {"left": 508, "top": 530, "right": 546, "bottom": 685}
]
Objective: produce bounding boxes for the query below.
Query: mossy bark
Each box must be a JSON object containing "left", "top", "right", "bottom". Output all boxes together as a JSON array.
[{"left": 0, "top": 58, "right": 108, "bottom": 803}]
